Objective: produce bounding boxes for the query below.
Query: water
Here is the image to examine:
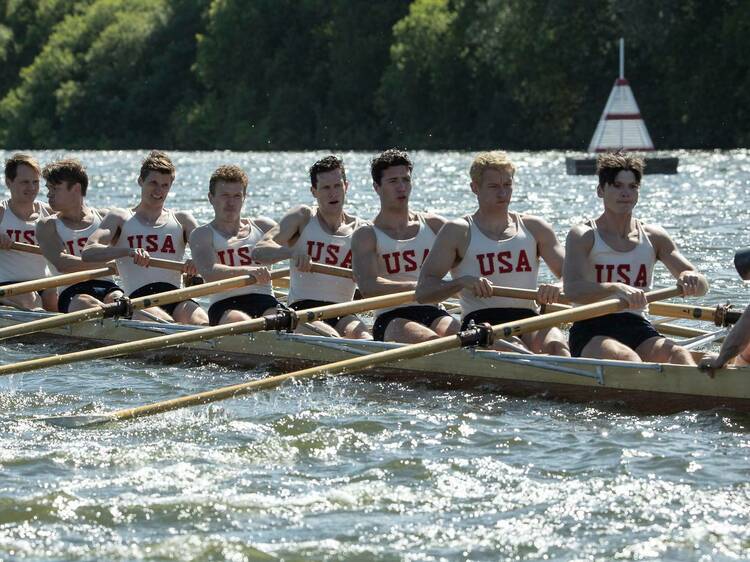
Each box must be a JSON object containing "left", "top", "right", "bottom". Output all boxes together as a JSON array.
[{"left": 1, "top": 150, "right": 750, "bottom": 561}]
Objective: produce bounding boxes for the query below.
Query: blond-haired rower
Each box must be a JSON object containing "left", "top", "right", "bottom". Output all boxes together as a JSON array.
[
  {"left": 416, "top": 151, "right": 569, "bottom": 355},
  {"left": 190, "top": 165, "right": 280, "bottom": 326}
]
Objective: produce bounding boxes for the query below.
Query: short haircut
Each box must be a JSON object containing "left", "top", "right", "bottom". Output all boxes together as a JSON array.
[
  {"left": 309, "top": 155, "right": 346, "bottom": 188},
  {"left": 469, "top": 151, "right": 516, "bottom": 184},
  {"left": 371, "top": 148, "right": 413, "bottom": 185},
  {"left": 42, "top": 158, "right": 89, "bottom": 196},
  {"left": 139, "top": 150, "right": 175, "bottom": 181},
  {"left": 4, "top": 153, "right": 41, "bottom": 181},
  {"left": 596, "top": 151, "right": 645, "bottom": 187},
  {"left": 209, "top": 164, "right": 249, "bottom": 195}
]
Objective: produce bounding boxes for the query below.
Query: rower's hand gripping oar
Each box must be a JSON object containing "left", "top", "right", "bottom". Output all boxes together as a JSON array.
[{"left": 43, "top": 286, "right": 683, "bottom": 428}]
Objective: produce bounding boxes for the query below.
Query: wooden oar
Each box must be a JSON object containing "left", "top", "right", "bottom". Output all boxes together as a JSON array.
[
  {"left": 0, "top": 289, "right": 417, "bottom": 378},
  {"left": 0, "top": 265, "right": 116, "bottom": 298},
  {"left": 42, "top": 286, "right": 682, "bottom": 428},
  {"left": 648, "top": 302, "right": 742, "bottom": 326}
]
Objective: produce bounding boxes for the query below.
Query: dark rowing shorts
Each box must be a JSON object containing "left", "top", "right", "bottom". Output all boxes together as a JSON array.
[
  {"left": 129, "top": 282, "right": 199, "bottom": 318},
  {"left": 569, "top": 312, "right": 662, "bottom": 357},
  {"left": 373, "top": 305, "right": 451, "bottom": 342},
  {"left": 208, "top": 293, "right": 282, "bottom": 326},
  {"left": 58, "top": 280, "right": 122, "bottom": 313},
  {"left": 461, "top": 307, "right": 538, "bottom": 331},
  {"left": 289, "top": 299, "right": 342, "bottom": 329}
]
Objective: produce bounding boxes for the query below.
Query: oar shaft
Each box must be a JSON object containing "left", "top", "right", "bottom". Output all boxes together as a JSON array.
[
  {"left": 0, "top": 266, "right": 115, "bottom": 298},
  {"left": 9, "top": 241, "right": 42, "bottom": 254},
  {"left": 491, "top": 285, "right": 572, "bottom": 305},
  {"left": 0, "top": 289, "right": 415, "bottom": 376},
  {"left": 98, "top": 286, "right": 682, "bottom": 424},
  {"left": 649, "top": 302, "right": 742, "bottom": 325}
]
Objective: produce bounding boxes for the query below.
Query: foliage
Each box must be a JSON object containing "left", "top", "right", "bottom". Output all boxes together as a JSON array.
[{"left": 0, "top": 0, "right": 747, "bottom": 149}]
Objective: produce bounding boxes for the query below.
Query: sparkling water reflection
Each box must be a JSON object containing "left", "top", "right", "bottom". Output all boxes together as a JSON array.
[{"left": 1, "top": 150, "right": 749, "bottom": 561}]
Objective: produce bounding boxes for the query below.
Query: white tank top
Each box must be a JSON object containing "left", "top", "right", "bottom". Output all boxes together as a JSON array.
[
  {"left": 52, "top": 208, "right": 115, "bottom": 291},
  {"left": 115, "top": 209, "right": 185, "bottom": 294},
  {"left": 287, "top": 209, "right": 363, "bottom": 304},
  {"left": 583, "top": 219, "right": 656, "bottom": 316},
  {"left": 373, "top": 213, "right": 436, "bottom": 315},
  {"left": 451, "top": 214, "right": 539, "bottom": 317},
  {"left": 207, "top": 220, "right": 273, "bottom": 305},
  {"left": 0, "top": 200, "right": 50, "bottom": 282}
]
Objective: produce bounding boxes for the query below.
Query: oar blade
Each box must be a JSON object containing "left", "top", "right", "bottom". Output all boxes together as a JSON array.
[
  {"left": 734, "top": 248, "right": 750, "bottom": 280},
  {"left": 38, "top": 413, "right": 116, "bottom": 429}
]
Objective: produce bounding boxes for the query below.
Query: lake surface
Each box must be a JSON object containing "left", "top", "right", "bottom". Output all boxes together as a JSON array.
[{"left": 1, "top": 149, "right": 749, "bottom": 561}]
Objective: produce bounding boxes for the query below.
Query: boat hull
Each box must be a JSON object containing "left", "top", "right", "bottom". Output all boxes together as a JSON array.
[{"left": 1, "top": 308, "right": 747, "bottom": 414}]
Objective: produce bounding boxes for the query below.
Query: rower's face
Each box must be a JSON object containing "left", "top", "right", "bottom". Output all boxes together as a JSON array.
[
  {"left": 46, "top": 180, "right": 79, "bottom": 211},
  {"left": 138, "top": 171, "right": 174, "bottom": 208},
  {"left": 472, "top": 168, "right": 513, "bottom": 210},
  {"left": 599, "top": 170, "right": 639, "bottom": 212},
  {"left": 312, "top": 168, "right": 348, "bottom": 212},
  {"left": 375, "top": 165, "right": 411, "bottom": 205},
  {"left": 209, "top": 181, "right": 246, "bottom": 220},
  {"left": 5, "top": 164, "right": 40, "bottom": 204}
]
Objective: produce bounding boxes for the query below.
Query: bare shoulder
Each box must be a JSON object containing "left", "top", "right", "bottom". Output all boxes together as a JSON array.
[
  {"left": 189, "top": 223, "right": 213, "bottom": 245},
  {"left": 642, "top": 221, "right": 671, "bottom": 240},
  {"left": 519, "top": 213, "right": 555, "bottom": 234},
  {"left": 95, "top": 207, "right": 110, "bottom": 216},
  {"left": 566, "top": 222, "right": 595, "bottom": 245},
  {"left": 352, "top": 223, "right": 377, "bottom": 247},
  {"left": 174, "top": 209, "right": 197, "bottom": 223},
  {"left": 422, "top": 211, "right": 447, "bottom": 234},
  {"left": 253, "top": 216, "right": 277, "bottom": 233},
  {"left": 441, "top": 217, "right": 470, "bottom": 236},
  {"left": 101, "top": 207, "right": 130, "bottom": 224},
  {"left": 37, "top": 213, "right": 57, "bottom": 227}
]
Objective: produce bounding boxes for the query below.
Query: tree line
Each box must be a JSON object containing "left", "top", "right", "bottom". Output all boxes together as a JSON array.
[{"left": 1, "top": 0, "right": 747, "bottom": 151}]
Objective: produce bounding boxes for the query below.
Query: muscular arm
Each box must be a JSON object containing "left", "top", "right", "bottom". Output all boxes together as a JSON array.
[
  {"left": 81, "top": 209, "right": 130, "bottom": 262},
  {"left": 352, "top": 225, "right": 417, "bottom": 297},
  {"left": 175, "top": 210, "right": 200, "bottom": 243},
  {"left": 416, "top": 220, "right": 469, "bottom": 303},
  {"left": 36, "top": 217, "right": 110, "bottom": 273},
  {"left": 648, "top": 224, "right": 709, "bottom": 297},
  {"left": 424, "top": 212, "right": 448, "bottom": 235},
  {"left": 525, "top": 215, "right": 564, "bottom": 278},
  {"left": 252, "top": 206, "right": 310, "bottom": 264},
  {"left": 712, "top": 305, "right": 750, "bottom": 368}
]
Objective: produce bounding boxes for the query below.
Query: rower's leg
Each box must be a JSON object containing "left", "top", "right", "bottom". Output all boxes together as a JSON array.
[
  {"left": 295, "top": 320, "right": 340, "bottom": 337},
  {"left": 336, "top": 315, "right": 372, "bottom": 340},
  {"left": 0, "top": 292, "right": 44, "bottom": 311},
  {"left": 41, "top": 288, "right": 58, "bottom": 312},
  {"left": 135, "top": 306, "right": 174, "bottom": 323},
  {"left": 384, "top": 318, "right": 440, "bottom": 343},
  {"left": 67, "top": 293, "right": 105, "bottom": 312},
  {"left": 635, "top": 336, "right": 695, "bottom": 365},
  {"left": 173, "top": 300, "right": 209, "bottom": 326},
  {"left": 580, "top": 336, "right": 641, "bottom": 362},
  {"left": 522, "top": 327, "right": 571, "bottom": 356},
  {"left": 430, "top": 315, "right": 460, "bottom": 337}
]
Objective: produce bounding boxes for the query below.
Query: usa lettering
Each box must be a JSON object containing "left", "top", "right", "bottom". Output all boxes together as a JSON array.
[
  {"left": 476, "top": 250, "right": 532, "bottom": 275},
  {"left": 64, "top": 237, "right": 89, "bottom": 255},
  {"left": 306, "top": 240, "right": 353, "bottom": 268},
  {"left": 5, "top": 229, "right": 35, "bottom": 244},
  {"left": 217, "top": 246, "right": 255, "bottom": 266},
  {"left": 595, "top": 263, "right": 648, "bottom": 287},
  {"left": 382, "top": 248, "right": 430, "bottom": 274},
  {"left": 126, "top": 234, "right": 176, "bottom": 254}
]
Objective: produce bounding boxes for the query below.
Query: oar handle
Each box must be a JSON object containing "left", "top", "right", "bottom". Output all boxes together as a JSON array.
[
  {"left": 307, "top": 263, "right": 353, "bottom": 278},
  {"left": 649, "top": 302, "right": 742, "bottom": 326},
  {"left": 9, "top": 241, "right": 43, "bottom": 255},
  {"left": 491, "top": 285, "right": 572, "bottom": 305}
]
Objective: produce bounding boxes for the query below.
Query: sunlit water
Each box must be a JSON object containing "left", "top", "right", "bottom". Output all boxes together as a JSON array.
[{"left": 1, "top": 150, "right": 749, "bottom": 561}]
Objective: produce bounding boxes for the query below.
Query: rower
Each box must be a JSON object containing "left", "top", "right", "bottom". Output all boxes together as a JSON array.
[
  {"left": 698, "top": 305, "right": 750, "bottom": 374},
  {"left": 416, "top": 151, "right": 569, "bottom": 355},
  {"left": 563, "top": 152, "right": 708, "bottom": 364},
  {"left": 81, "top": 151, "right": 208, "bottom": 325},
  {"left": 36, "top": 159, "right": 125, "bottom": 313},
  {"left": 253, "top": 155, "right": 371, "bottom": 339},
  {"left": 190, "top": 164, "right": 280, "bottom": 326},
  {"left": 351, "top": 149, "right": 460, "bottom": 343},
  {"left": 0, "top": 153, "right": 57, "bottom": 311}
]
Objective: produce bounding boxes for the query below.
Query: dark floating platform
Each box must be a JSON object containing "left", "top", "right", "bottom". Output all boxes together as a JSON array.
[{"left": 565, "top": 157, "right": 679, "bottom": 175}]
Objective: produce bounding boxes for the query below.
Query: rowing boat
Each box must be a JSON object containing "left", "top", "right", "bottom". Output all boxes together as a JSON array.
[{"left": 1, "top": 306, "right": 747, "bottom": 414}]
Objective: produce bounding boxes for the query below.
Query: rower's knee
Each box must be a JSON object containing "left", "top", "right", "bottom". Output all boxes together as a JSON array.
[
  {"left": 582, "top": 337, "right": 640, "bottom": 362},
  {"left": 545, "top": 340, "right": 571, "bottom": 357},
  {"left": 668, "top": 345, "right": 695, "bottom": 365},
  {"left": 68, "top": 294, "right": 102, "bottom": 312}
]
